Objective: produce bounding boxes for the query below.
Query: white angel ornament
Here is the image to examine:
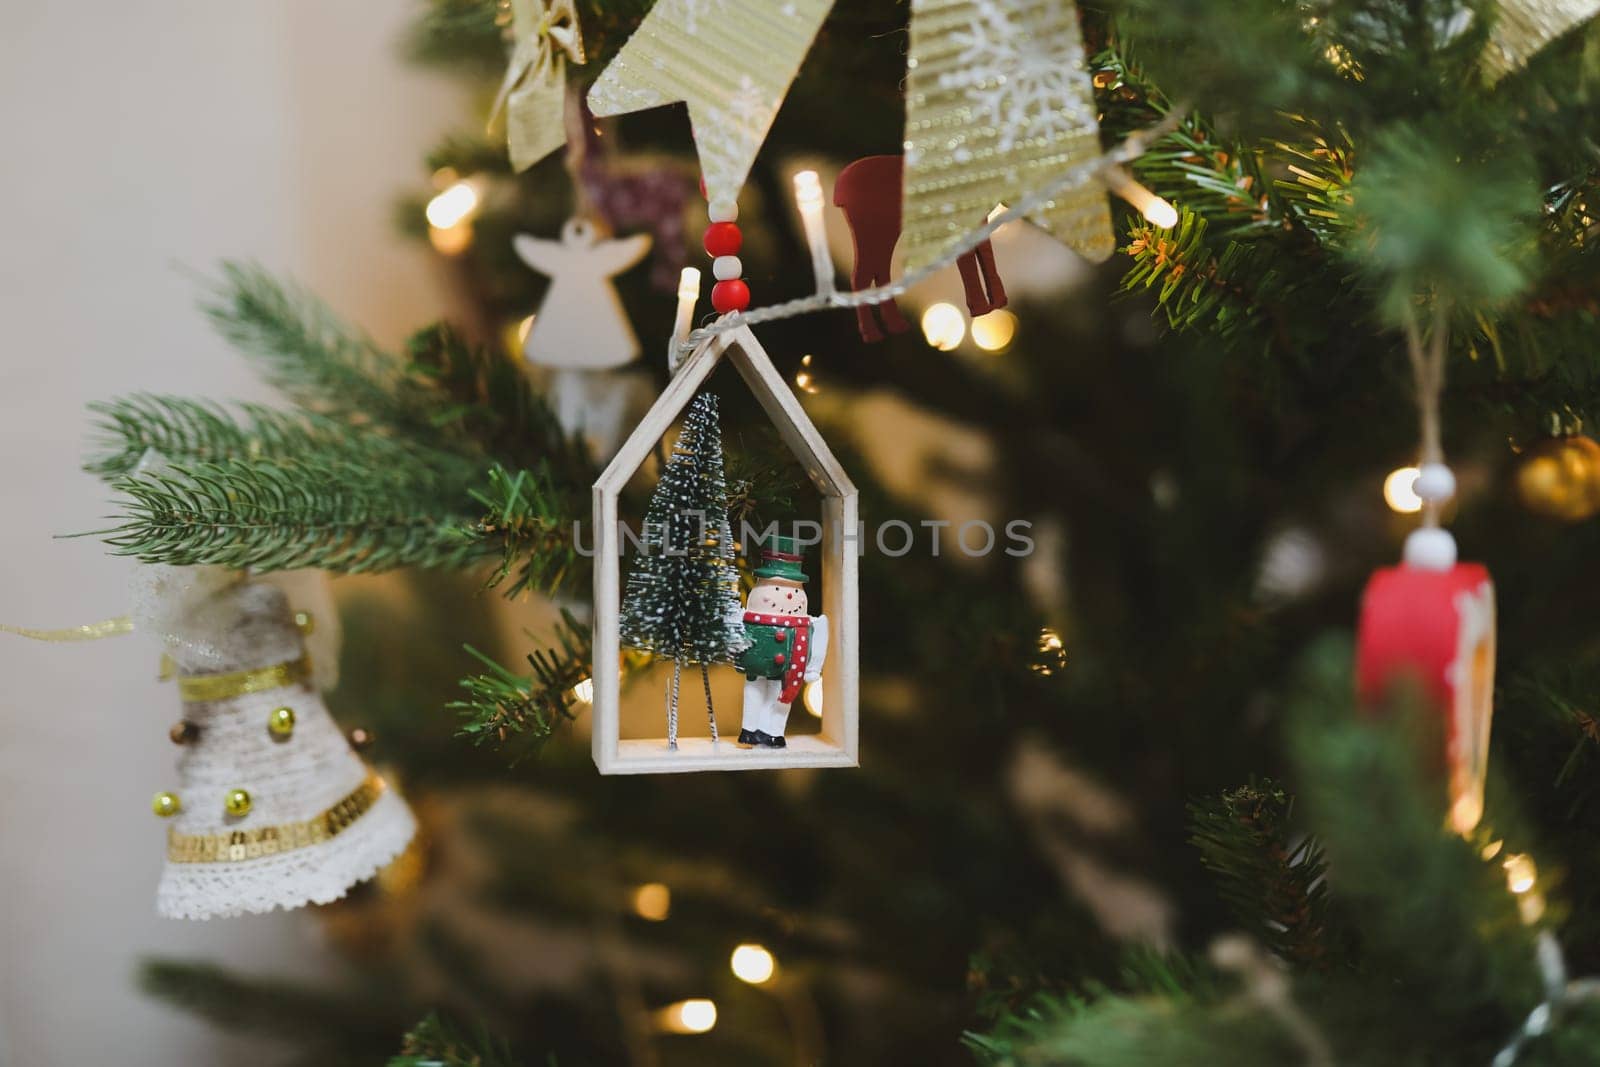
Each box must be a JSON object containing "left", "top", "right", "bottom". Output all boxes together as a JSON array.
[
  {"left": 514, "top": 218, "right": 651, "bottom": 369},
  {"left": 514, "top": 218, "right": 652, "bottom": 454}
]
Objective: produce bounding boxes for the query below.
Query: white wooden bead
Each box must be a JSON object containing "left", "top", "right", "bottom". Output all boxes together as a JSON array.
[
  {"left": 708, "top": 198, "right": 739, "bottom": 223},
  {"left": 1404, "top": 527, "right": 1457, "bottom": 571},
  {"left": 713, "top": 255, "right": 743, "bottom": 281},
  {"left": 1414, "top": 462, "right": 1456, "bottom": 503}
]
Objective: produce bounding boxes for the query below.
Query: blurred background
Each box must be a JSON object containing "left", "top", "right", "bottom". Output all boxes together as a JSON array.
[{"left": 0, "top": 3, "right": 462, "bottom": 1062}]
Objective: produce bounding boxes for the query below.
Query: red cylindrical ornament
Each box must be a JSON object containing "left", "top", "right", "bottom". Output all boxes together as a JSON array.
[{"left": 1355, "top": 561, "right": 1496, "bottom": 835}]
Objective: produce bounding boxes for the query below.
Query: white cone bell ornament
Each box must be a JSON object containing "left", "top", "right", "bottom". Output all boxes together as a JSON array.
[
  {"left": 153, "top": 574, "right": 415, "bottom": 920},
  {"left": 1355, "top": 525, "right": 1496, "bottom": 837}
]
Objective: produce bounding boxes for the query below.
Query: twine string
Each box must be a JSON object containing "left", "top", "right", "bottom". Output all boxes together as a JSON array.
[
  {"left": 672, "top": 109, "right": 1189, "bottom": 357},
  {"left": 1401, "top": 302, "right": 1450, "bottom": 528}
]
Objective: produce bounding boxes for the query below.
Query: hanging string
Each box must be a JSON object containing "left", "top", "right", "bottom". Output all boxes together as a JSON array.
[
  {"left": 671, "top": 109, "right": 1188, "bottom": 356},
  {"left": 1401, "top": 301, "right": 1451, "bottom": 528}
]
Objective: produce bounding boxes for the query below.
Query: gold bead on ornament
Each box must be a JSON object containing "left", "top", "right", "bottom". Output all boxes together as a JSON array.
[
  {"left": 224, "top": 788, "right": 253, "bottom": 818},
  {"left": 169, "top": 721, "right": 200, "bottom": 745},
  {"left": 1515, "top": 434, "right": 1600, "bottom": 521},
  {"left": 294, "top": 610, "right": 315, "bottom": 634},
  {"left": 152, "top": 791, "right": 182, "bottom": 818},
  {"left": 267, "top": 706, "right": 296, "bottom": 738}
]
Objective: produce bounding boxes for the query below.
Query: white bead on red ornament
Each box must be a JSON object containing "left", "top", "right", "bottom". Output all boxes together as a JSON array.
[
  {"left": 708, "top": 198, "right": 739, "bottom": 223},
  {"left": 1404, "top": 527, "right": 1458, "bottom": 571},
  {"left": 1414, "top": 462, "right": 1457, "bottom": 504},
  {"left": 713, "top": 255, "right": 743, "bottom": 281}
]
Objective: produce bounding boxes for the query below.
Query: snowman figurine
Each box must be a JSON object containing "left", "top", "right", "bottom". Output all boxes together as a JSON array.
[{"left": 737, "top": 536, "right": 829, "bottom": 749}]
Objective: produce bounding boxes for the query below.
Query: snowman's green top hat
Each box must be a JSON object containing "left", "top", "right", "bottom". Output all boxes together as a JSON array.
[{"left": 752, "top": 534, "right": 808, "bottom": 583}]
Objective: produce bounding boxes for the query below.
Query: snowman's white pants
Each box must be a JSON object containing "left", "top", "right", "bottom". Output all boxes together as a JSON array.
[{"left": 740, "top": 678, "right": 791, "bottom": 738}]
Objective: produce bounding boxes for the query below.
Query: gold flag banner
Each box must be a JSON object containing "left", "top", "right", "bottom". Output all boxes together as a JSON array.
[
  {"left": 491, "top": 0, "right": 585, "bottom": 172},
  {"left": 0, "top": 616, "right": 134, "bottom": 641},
  {"left": 900, "top": 0, "right": 1114, "bottom": 272},
  {"left": 1484, "top": 0, "right": 1600, "bottom": 81},
  {"left": 587, "top": 0, "right": 835, "bottom": 208}
]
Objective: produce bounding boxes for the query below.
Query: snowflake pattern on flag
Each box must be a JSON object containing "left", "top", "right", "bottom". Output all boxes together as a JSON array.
[
  {"left": 938, "top": 0, "right": 1099, "bottom": 152},
  {"left": 682, "top": 0, "right": 729, "bottom": 34}
]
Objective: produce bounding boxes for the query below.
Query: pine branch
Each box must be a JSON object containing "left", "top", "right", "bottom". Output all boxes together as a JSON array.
[
  {"left": 967, "top": 987, "right": 1297, "bottom": 1067},
  {"left": 140, "top": 959, "right": 400, "bottom": 1051},
  {"left": 1188, "top": 780, "right": 1332, "bottom": 970},
  {"left": 1095, "top": 48, "right": 1281, "bottom": 239},
  {"left": 724, "top": 435, "right": 805, "bottom": 533},
  {"left": 85, "top": 393, "right": 480, "bottom": 486},
  {"left": 403, "top": 0, "right": 505, "bottom": 76},
  {"left": 1122, "top": 209, "right": 1314, "bottom": 347},
  {"left": 404, "top": 323, "right": 593, "bottom": 479},
  {"left": 102, "top": 459, "right": 489, "bottom": 573},
  {"left": 464, "top": 464, "right": 581, "bottom": 598},
  {"left": 202, "top": 263, "right": 431, "bottom": 430},
  {"left": 391, "top": 1012, "right": 526, "bottom": 1067},
  {"left": 450, "top": 609, "right": 590, "bottom": 762}
]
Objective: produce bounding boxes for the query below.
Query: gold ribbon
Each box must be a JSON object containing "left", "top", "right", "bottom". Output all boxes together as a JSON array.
[
  {"left": 490, "top": 0, "right": 585, "bottom": 171},
  {"left": 167, "top": 773, "right": 386, "bottom": 864},
  {"left": 170, "top": 654, "right": 312, "bottom": 703},
  {"left": 0, "top": 615, "right": 134, "bottom": 641}
]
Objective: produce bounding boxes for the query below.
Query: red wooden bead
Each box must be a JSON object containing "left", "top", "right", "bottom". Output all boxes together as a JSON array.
[
  {"left": 773, "top": 653, "right": 786, "bottom": 665},
  {"left": 703, "top": 222, "right": 743, "bottom": 257},
  {"left": 712, "top": 279, "right": 750, "bottom": 313}
]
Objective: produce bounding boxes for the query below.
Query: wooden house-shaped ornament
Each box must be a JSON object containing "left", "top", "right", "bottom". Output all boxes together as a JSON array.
[{"left": 591, "top": 324, "right": 859, "bottom": 774}]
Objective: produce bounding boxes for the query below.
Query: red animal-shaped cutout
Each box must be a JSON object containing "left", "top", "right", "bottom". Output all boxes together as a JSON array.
[{"left": 833, "top": 155, "right": 1008, "bottom": 343}]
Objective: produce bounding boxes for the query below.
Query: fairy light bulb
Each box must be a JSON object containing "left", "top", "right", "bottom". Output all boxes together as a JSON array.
[
  {"left": 921, "top": 303, "right": 966, "bottom": 351},
  {"left": 569, "top": 678, "right": 594, "bottom": 705},
  {"left": 971, "top": 309, "right": 1018, "bottom": 352},
  {"left": 425, "top": 181, "right": 481, "bottom": 229},
  {"left": 1503, "top": 854, "right": 1537, "bottom": 894},
  {"left": 632, "top": 882, "right": 671, "bottom": 921},
  {"left": 1104, "top": 167, "right": 1178, "bottom": 229},
  {"left": 671, "top": 267, "right": 702, "bottom": 362},
  {"left": 794, "top": 169, "right": 824, "bottom": 210},
  {"left": 1383, "top": 466, "right": 1424, "bottom": 514},
  {"left": 803, "top": 678, "right": 823, "bottom": 718},
  {"left": 792, "top": 169, "right": 834, "bottom": 294},
  {"left": 1450, "top": 791, "right": 1484, "bottom": 836},
  {"left": 656, "top": 999, "right": 718, "bottom": 1034},
  {"left": 1141, "top": 195, "right": 1179, "bottom": 228},
  {"left": 794, "top": 354, "right": 820, "bottom": 395},
  {"left": 730, "top": 943, "right": 778, "bottom": 985}
]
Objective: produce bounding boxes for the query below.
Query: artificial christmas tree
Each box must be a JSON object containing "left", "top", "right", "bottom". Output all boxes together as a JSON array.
[
  {"left": 15, "top": 0, "right": 1600, "bottom": 1063},
  {"left": 617, "top": 390, "right": 748, "bottom": 747}
]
